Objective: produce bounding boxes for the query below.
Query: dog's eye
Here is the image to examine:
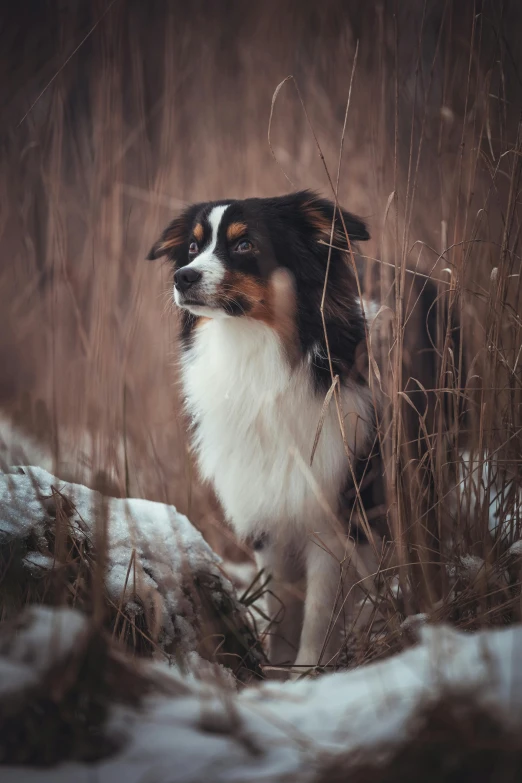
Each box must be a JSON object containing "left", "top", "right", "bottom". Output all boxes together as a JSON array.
[
  {"left": 235, "top": 240, "right": 253, "bottom": 253},
  {"left": 188, "top": 241, "right": 198, "bottom": 255}
]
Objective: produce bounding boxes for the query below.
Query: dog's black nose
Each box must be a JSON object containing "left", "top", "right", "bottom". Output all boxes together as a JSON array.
[{"left": 174, "top": 267, "right": 202, "bottom": 293}]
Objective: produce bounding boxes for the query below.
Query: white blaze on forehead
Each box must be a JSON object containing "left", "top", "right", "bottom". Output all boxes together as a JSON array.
[
  {"left": 173, "top": 204, "right": 230, "bottom": 313},
  {"left": 193, "top": 204, "right": 230, "bottom": 265},
  {"left": 181, "top": 204, "right": 230, "bottom": 290},
  {"left": 200, "top": 204, "right": 230, "bottom": 258}
]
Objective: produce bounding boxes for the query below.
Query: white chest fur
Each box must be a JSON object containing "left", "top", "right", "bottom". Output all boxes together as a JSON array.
[{"left": 181, "top": 318, "right": 372, "bottom": 541}]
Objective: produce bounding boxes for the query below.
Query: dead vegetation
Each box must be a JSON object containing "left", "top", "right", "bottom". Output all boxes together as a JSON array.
[{"left": 1, "top": 0, "right": 522, "bottom": 775}]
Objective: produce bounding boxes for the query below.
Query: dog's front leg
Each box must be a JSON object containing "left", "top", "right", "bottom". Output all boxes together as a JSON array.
[
  {"left": 254, "top": 536, "right": 305, "bottom": 678},
  {"left": 292, "top": 534, "right": 354, "bottom": 677}
]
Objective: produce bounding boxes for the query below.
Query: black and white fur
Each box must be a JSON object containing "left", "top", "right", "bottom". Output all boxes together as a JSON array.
[{"left": 148, "top": 191, "right": 381, "bottom": 675}]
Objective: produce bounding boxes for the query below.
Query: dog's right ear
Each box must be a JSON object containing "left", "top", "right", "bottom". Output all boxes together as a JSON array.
[
  {"left": 146, "top": 203, "right": 203, "bottom": 261},
  {"left": 147, "top": 216, "right": 187, "bottom": 260}
]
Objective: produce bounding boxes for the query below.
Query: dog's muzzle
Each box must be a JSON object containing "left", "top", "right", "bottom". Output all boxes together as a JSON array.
[{"left": 174, "top": 267, "right": 203, "bottom": 293}]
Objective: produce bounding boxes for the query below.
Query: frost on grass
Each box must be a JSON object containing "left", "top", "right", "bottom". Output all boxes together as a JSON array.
[
  {"left": 0, "top": 467, "right": 263, "bottom": 681},
  {"left": 1, "top": 606, "right": 522, "bottom": 781}
]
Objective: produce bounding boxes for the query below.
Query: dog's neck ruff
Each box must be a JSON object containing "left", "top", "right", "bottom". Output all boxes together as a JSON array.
[{"left": 180, "top": 316, "right": 373, "bottom": 541}]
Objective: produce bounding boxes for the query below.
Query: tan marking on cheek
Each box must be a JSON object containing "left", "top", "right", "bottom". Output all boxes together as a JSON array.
[
  {"left": 226, "top": 222, "right": 248, "bottom": 241},
  {"left": 221, "top": 271, "right": 273, "bottom": 322},
  {"left": 195, "top": 316, "right": 210, "bottom": 328},
  {"left": 220, "top": 270, "right": 300, "bottom": 365},
  {"left": 193, "top": 223, "right": 204, "bottom": 242},
  {"left": 270, "top": 269, "right": 300, "bottom": 367}
]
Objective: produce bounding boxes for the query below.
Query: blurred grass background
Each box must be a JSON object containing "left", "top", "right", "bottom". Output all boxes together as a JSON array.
[{"left": 1, "top": 0, "right": 521, "bottom": 590}]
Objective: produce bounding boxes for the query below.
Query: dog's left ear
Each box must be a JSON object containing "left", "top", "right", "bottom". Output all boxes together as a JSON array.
[
  {"left": 146, "top": 203, "right": 203, "bottom": 261},
  {"left": 301, "top": 193, "right": 370, "bottom": 247}
]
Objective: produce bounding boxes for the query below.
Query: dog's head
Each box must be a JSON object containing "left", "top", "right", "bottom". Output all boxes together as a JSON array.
[{"left": 147, "top": 191, "right": 369, "bottom": 322}]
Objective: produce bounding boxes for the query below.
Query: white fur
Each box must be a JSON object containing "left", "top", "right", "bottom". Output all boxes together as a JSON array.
[
  {"left": 182, "top": 317, "right": 373, "bottom": 542},
  {"left": 174, "top": 205, "right": 229, "bottom": 314},
  {"left": 175, "top": 229, "right": 381, "bottom": 673},
  {"left": 180, "top": 315, "right": 376, "bottom": 674}
]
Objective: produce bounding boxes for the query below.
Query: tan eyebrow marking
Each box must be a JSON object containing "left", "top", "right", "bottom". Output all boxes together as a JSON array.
[
  {"left": 193, "top": 223, "right": 204, "bottom": 242},
  {"left": 226, "top": 221, "right": 248, "bottom": 241}
]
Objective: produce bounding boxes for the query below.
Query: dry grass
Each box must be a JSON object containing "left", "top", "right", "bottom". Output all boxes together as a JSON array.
[{"left": 1, "top": 0, "right": 522, "bottom": 692}]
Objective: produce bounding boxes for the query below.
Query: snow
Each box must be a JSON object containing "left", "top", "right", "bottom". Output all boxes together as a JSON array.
[
  {"left": 2, "top": 436, "right": 522, "bottom": 780},
  {"left": 0, "top": 466, "right": 236, "bottom": 655},
  {"left": 447, "top": 553, "right": 486, "bottom": 581},
  {"left": 1, "top": 607, "right": 522, "bottom": 782},
  {"left": 22, "top": 551, "right": 56, "bottom": 573},
  {"left": 454, "top": 451, "right": 521, "bottom": 541},
  {"left": 2, "top": 605, "right": 87, "bottom": 670},
  {"left": 400, "top": 612, "right": 428, "bottom": 633},
  {"left": 0, "top": 470, "right": 50, "bottom": 543},
  {"left": 0, "top": 606, "right": 87, "bottom": 697},
  {"left": 508, "top": 539, "right": 522, "bottom": 558}
]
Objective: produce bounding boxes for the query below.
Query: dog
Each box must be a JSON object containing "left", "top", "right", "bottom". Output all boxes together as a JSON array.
[{"left": 147, "top": 191, "right": 449, "bottom": 676}]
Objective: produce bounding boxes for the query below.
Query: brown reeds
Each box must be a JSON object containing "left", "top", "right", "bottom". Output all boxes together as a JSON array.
[{"left": 1, "top": 0, "right": 521, "bottom": 677}]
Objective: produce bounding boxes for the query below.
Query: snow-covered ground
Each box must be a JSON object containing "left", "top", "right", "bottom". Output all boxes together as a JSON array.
[
  {"left": 1, "top": 605, "right": 522, "bottom": 782},
  {"left": 2, "top": 424, "right": 522, "bottom": 780},
  {"left": 0, "top": 466, "right": 261, "bottom": 674}
]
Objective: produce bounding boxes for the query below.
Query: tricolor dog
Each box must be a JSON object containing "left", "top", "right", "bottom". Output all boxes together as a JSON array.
[{"left": 148, "top": 191, "right": 384, "bottom": 676}]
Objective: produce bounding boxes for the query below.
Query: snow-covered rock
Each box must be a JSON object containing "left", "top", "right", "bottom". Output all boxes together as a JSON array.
[
  {"left": 1, "top": 606, "right": 522, "bottom": 781},
  {"left": 0, "top": 467, "right": 263, "bottom": 679}
]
